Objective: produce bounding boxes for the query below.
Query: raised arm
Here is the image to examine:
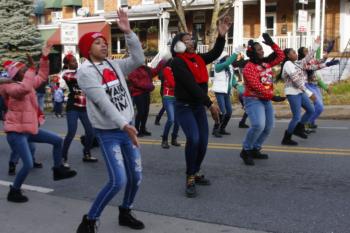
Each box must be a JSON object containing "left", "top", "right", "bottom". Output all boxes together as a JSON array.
[
  {"left": 111, "top": 9, "right": 145, "bottom": 76},
  {"left": 215, "top": 53, "right": 238, "bottom": 72}
]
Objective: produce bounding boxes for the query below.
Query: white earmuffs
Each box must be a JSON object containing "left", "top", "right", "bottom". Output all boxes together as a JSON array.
[{"left": 174, "top": 41, "right": 186, "bottom": 53}]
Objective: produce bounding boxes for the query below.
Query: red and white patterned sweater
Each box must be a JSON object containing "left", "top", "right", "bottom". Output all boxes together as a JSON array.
[{"left": 243, "top": 44, "right": 285, "bottom": 100}]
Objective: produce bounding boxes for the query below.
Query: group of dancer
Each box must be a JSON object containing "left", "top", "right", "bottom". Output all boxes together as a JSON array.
[{"left": 0, "top": 8, "right": 339, "bottom": 233}]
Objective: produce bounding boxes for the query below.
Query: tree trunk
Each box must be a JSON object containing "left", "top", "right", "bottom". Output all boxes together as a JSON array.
[{"left": 208, "top": 0, "right": 221, "bottom": 49}]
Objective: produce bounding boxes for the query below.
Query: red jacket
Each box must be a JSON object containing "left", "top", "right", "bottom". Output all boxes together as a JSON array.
[
  {"left": 243, "top": 44, "right": 284, "bottom": 100},
  {"left": 0, "top": 57, "right": 49, "bottom": 134},
  {"left": 162, "top": 66, "right": 175, "bottom": 97},
  {"left": 128, "top": 61, "right": 165, "bottom": 97}
]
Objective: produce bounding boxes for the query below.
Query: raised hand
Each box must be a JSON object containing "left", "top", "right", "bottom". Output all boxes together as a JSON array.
[
  {"left": 26, "top": 53, "right": 35, "bottom": 68},
  {"left": 217, "top": 14, "right": 232, "bottom": 37},
  {"left": 42, "top": 43, "right": 53, "bottom": 57},
  {"left": 262, "top": 33, "right": 274, "bottom": 46},
  {"left": 116, "top": 8, "right": 131, "bottom": 34}
]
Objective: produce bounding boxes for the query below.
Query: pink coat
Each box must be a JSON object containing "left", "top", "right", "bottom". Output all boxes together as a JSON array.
[{"left": 0, "top": 57, "right": 49, "bottom": 134}]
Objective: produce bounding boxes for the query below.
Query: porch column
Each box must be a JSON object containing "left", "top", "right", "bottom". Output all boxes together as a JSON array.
[
  {"left": 233, "top": 0, "right": 244, "bottom": 46},
  {"left": 233, "top": 1, "right": 239, "bottom": 46},
  {"left": 320, "top": 0, "right": 326, "bottom": 57},
  {"left": 260, "top": 0, "right": 266, "bottom": 34},
  {"left": 159, "top": 11, "right": 170, "bottom": 52},
  {"left": 315, "top": 0, "right": 321, "bottom": 37},
  {"left": 238, "top": 0, "right": 244, "bottom": 45}
]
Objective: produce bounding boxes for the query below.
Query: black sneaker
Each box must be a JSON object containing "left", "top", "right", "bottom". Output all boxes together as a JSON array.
[
  {"left": 186, "top": 175, "right": 197, "bottom": 198},
  {"left": 53, "top": 165, "right": 77, "bottom": 181},
  {"left": 140, "top": 130, "right": 151, "bottom": 136},
  {"left": 8, "top": 162, "right": 16, "bottom": 176},
  {"left": 82, "top": 152, "right": 98, "bottom": 163},
  {"left": 76, "top": 215, "right": 98, "bottom": 233},
  {"left": 7, "top": 186, "right": 28, "bottom": 203},
  {"left": 33, "top": 161, "right": 43, "bottom": 168},
  {"left": 171, "top": 138, "right": 181, "bottom": 147},
  {"left": 219, "top": 129, "right": 231, "bottom": 135},
  {"left": 119, "top": 206, "right": 145, "bottom": 230},
  {"left": 240, "top": 149, "right": 255, "bottom": 166},
  {"left": 161, "top": 140, "right": 170, "bottom": 149},
  {"left": 309, "top": 123, "right": 318, "bottom": 129},
  {"left": 251, "top": 149, "right": 269, "bottom": 159},
  {"left": 195, "top": 173, "right": 211, "bottom": 185},
  {"left": 154, "top": 119, "right": 161, "bottom": 125},
  {"left": 239, "top": 122, "right": 249, "bottom": 128}
]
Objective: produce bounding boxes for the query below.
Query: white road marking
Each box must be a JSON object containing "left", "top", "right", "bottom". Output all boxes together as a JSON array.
[{"left": 0, "top": 180, "right": 54, "bottom": 193}]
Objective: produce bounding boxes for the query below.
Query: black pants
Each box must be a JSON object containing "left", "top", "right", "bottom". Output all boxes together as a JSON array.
[{"left": 133, "top": 92, "right": 150, "bottom": 132}]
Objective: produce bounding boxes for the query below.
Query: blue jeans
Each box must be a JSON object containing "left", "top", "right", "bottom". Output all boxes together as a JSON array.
[
  {"left": 88, "top": 128, "right": 142, "bottom": 220},
  {"left": 54, "top": 101, "right": 63, "bottom": 115},
  {"left": 215, "top": 93, "right": 233, "bottom": 116},
  {"left": 9, "top": 143, "right": 36, "bottom": 164},
  {"left": 306, "top": 83, "right": 324, "bottom": 124},
  {"left": 162, "top": 98, "right": 179, "bottom": 140},
  {"left": 62, "top": 110, "right": 94, "bottom": 160},
  {"left": 37, "top": 92, "right": 45, "bottom": 112},
  {"left": 243, "top": 97, "right": 274, "bottom": 150},
  {"left": 286, "top": 93, "right": 315, "bottom": 133},
  {"left": 175, "top": 102, "right": 208, "bottom": 175},
  {"left": 6, "top": 129, "right": 63, "bottom": 189}
]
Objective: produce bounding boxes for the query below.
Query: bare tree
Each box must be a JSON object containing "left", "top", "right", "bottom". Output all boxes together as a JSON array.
[{"left": 166, "top": 0, "right": 235, "bottom": 47}]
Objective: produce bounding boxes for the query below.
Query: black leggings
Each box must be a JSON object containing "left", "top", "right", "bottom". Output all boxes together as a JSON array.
[{"left": 133, "top": 92, "right": 150, "bottom": 132}]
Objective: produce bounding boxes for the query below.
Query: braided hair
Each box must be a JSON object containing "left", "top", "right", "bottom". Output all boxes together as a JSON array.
[
  {"left": 276, "top": 48, "right": 293, "bottom": 82},
  {"left": 298, "top": 47, "right": 306, "bottom": 60}
]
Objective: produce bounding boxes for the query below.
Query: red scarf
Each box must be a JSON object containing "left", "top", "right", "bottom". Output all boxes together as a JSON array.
[{"left": 176, "top": 52, "right": 208, "bottom": 84}]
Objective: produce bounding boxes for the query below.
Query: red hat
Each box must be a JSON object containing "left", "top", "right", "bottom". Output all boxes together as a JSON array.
[
  {"left": 78, "top": 32, "right": 107, "bottom": 59},
  {"left": 4, "top": 61, "right": 26, "bottom": 79}
]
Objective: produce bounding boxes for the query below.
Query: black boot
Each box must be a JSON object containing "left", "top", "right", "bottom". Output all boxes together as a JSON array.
[
  {"left": 251, "top": 148, "right": 269, "bottom": 159},
  {"left": 212, "top": 123, "right": 222, "bottom": 138},
  {"left": 154, "top": 117, "right": 161, "bottom": 125},
  {"left": 140, "top": 129, "right": 151, "bottom": 136},
  {"left": 76, "top": 215, "right": 97, "bottom": 233},
  {"left": 53, "top": 165, "right": 77, "bottom": 181},
  {"left": 7, "top": 185, "right": 28, "bottom": 203},
  {"left": 185, "top": 175, "right": 197, "bottom": 198},
  {"left": 119, "top": 206, "right": 145, "bottom": 230},
  {"left": 171, "top": 136, "right": 181, "bottom": 147},
  {"left": 240, "top": 149, "right": 255, "bottom": 166},
  {"left": 8, "top": 162, "right": 16, "bottom": 176},
  {"left": 161, "top": 140, "right": 170, "bottom": 149},
  {"left": 293, "top": 123, "right": 308, "bottom": 139},
  {"left": 281, "top": 130, "right": 298, "bottom": 145},
  {"left": 239, "top": 113, "right": 249, "bottom": 128},
  {"left": 220, "top": 114, "right": 231, "bottom": 135}
]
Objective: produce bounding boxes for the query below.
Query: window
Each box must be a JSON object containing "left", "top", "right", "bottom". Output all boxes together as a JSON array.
[
  {"left": 193, "top": 23, "right": 205, "bottom": 45},
  {"left": 95, "top": 0, "right": 104, "bottom": 13},
  {"left": 265, "top": 15, "right": 276, "bottom": 36}
]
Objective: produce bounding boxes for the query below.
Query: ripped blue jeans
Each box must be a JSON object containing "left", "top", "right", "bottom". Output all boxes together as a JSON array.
[{"left": 88, "top": 128, "right": 142, "bottom": 220}]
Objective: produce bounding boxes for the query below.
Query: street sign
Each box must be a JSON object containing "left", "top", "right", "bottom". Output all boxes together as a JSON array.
[
  {"left": 298, "top": 10, "right": 308, "bottom": 32},
  {"left": 299, "top": 0, "right": 308, "bottom": 4},
  {"left": 61, "top": 23, "right": 78, "bottom": 45}
]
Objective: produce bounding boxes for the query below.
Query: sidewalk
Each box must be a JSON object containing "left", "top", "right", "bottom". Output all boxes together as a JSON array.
[
  {"left": 0, "top": 186, "right": 267, "bottom": 233},
  {"left": 149, "top": 104, "right": 350, "bottom": 120}
]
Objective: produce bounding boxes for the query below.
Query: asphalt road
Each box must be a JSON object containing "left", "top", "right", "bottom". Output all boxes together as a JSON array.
[{"left": 0, "top": 115, "right": 350, "bottom": 233}]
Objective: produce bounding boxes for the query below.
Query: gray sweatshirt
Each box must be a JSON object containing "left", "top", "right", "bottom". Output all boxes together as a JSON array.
[{"left": 77, "top": 32, "right": 144, "bottom": 130}]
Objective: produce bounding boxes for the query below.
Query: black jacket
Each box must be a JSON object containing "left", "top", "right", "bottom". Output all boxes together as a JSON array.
[{"left": 171, "top": 36, "right": 225, "bottom": 107}]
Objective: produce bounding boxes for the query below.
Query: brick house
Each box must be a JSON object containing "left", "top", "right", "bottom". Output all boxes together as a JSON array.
[{"left": 34, "top": 0, "right": 350, "bottom": 72}]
